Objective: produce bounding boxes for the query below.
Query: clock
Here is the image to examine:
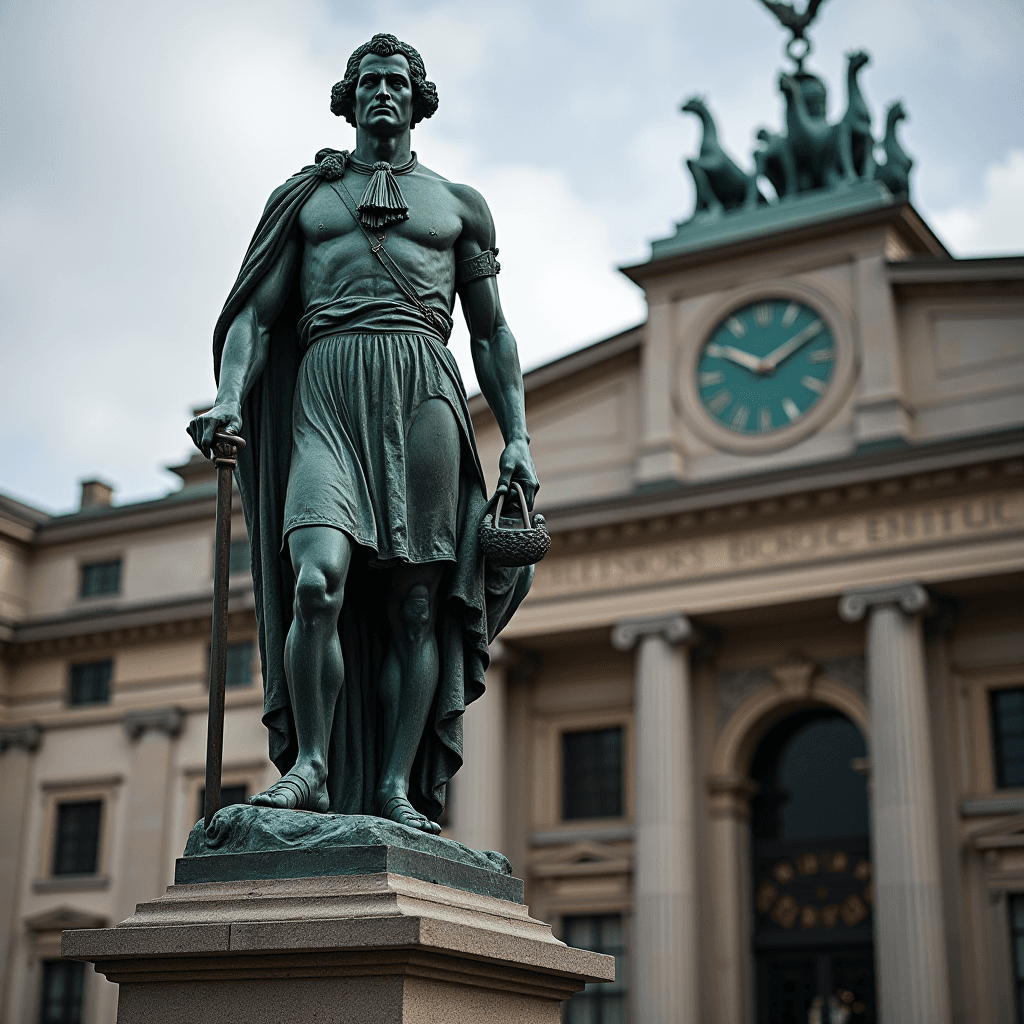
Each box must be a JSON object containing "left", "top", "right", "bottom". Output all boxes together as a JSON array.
[{"left": 695, "top": 298, "right": 836, "bottom": 436}]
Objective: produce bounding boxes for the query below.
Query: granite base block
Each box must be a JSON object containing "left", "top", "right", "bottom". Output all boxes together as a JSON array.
[{"left": 63, "top": 870, "right": 614, "bottom": 1023}]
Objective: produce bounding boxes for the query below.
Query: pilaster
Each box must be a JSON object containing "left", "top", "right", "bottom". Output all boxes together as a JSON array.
[
  {"left": 840, "top": 582, "right": 951, "bottom": 1024},
  {"left": 612, "top": 612, "right": 697, "bottom": 1024}
]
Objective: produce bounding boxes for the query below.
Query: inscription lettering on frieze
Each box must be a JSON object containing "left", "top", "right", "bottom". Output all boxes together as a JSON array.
[{"left": 532, "top": 490, "right": 1024, "bottom": 599}]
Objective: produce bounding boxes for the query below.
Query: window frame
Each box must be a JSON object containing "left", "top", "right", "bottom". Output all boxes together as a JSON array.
[
  {"left": 37, "top": 957, "right": 87, "bottom": 1024},
  {"left": 561, "top": 726, "right": 625, "bottom": 822},
  {"left": 991, "top": 686, "right": 1024, "bottom": 790},
  {"left": 559, "top": 910, "right": 630, "bottom": 1024},
  {"left": 529, "top": 710, "right": 633, "bottom": 833},
  {"left": 77, "top": 556, "right": 123, "bottom": 600},
  {"left": 34, "top": 776, "right": 122, "bottom": 892}
]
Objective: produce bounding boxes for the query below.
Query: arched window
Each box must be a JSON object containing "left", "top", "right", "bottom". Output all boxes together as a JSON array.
[{"left": 749, "top": 709, "right": 876, "bottom": 1024}]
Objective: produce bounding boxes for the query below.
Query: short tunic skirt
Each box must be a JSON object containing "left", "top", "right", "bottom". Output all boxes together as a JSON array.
[{"left": 282, "top": 332, "right": 479, "bottom": 566}]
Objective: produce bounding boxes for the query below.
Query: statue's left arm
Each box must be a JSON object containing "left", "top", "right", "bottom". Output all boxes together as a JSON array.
[{"left": 454, "top": 188, "right": 539, "bottom": 508}]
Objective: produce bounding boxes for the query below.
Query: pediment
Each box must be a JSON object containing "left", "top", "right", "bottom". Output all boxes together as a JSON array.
[
  {"left": 970, "top": 812, "right": 1024, "bottom": 850},
  {"left": 25, "top": 906, "right": 107, "bottom": 932},
  {"left": 532, "top": 841, "right": 632, "bottom": 878}
]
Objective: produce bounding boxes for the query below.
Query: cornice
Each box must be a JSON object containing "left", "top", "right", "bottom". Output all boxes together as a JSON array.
[
  {"left": 541, "top": 431, "right": 1024, "bottom": 539},
  {"left": 621, "top": 202, "right": 949, "bottom": 287},
  {"left": 1, "top": 590, "right": 255, "bottom": 657}
]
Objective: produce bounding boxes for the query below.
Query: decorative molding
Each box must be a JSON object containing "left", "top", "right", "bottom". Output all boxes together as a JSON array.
[
  {"left": 41, "top": 773, "right": 123, "bottom": 791},
  {"left": 839, "top": 581, "right": 928, "bottom": 621},
  {"left": 771, "top": 658, "right": 819, "bottom": 698},
  {"left": 530, "top": 841, "right": 632, "bottom": 879},
  {"left": 611, "top": 612, "right": 693, "bottom": 651},
  {"left": 706, "top": 773, "right": 760, "bottom": 821},
  {"left": 819, "top": 656, "right": 867, "bottom": 697},
  {"left": 961, "top": 796, "right": 1024, "bottom": 818},
  {"left": 0, "top": 722, "right": 42, "bottom": 754},
  {"left": 123, "top": 706, "right": 185, "bottom": 741},
  {"left": 32, "top": 875, "right": 110, "bottom": 894},
  {"left": 531, "top": 824, "right": 634, "bottom": 847},
  {"left": 536, "top": 487, "right": 1023, "bottom": 602},
  {"left": 25, "top": 906, "right": 108, "bottom": 932}
]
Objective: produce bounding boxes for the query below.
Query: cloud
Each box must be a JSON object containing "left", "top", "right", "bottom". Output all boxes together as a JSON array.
[{"left": 930, "top": 150, "right": 1024, "bottom": 257}]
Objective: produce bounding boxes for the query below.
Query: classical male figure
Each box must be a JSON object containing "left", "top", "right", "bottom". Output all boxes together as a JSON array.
[{"left": 188, "top": 34, "right": 537, "bottom": 834}]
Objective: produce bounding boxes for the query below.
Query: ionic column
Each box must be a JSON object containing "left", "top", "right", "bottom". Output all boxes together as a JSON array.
[
  {"left": 612, "top": 613, "right": 696, "bottom": 1024},
  {"left": 839, "top": 583, "right": 951, "bottom": 1024},
  {"left": 118, "top": 707, "right": 183, "bottom": 919},
  {"left": 452, "top": 641, "right": 508, "bottom": 853}
]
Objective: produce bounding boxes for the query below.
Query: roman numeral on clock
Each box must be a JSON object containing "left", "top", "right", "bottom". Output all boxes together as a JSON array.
[
  {"left": 708, "top": 390, "right": 732, "bottom": 414},
  {"left": 726, "top": 316, "right": 746, "bottom": 338},
  {"left": 754, "top": 303, "right": 773, "bottom": 328},
  {"left": 699, "top": 370, "right": 725, "bottom": 387}
]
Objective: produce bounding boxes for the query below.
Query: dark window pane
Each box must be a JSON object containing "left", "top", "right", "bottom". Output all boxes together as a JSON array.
[
  {"left": 225, "top": 641, "right": 254, "bottom": 688},
  {"left": 197, "top": 784, "right": 248, "bottom": 822},
  {"left": 992, "top": 689, "right": 1024, "bottom": 789},
  {"left": 39, "top": 959, "right": 85, "bottom": 1024},
  {"left": 563, "top": 728, "right": 622, "bottom": 820},
  {"left": 564, "top": 913, "right": 626, "bottom": 1024},
  {"left": 69, "top": 660, "right": 112, "bottom": 706},
  {"left": 79, "top": 559, "right": 121, "bottom": 598},
  {"left": 229, "top": 539, "right": 251, "bottom": 575},
  {"left": 53, "top": 801, "right": 101, "bottom": 875}
]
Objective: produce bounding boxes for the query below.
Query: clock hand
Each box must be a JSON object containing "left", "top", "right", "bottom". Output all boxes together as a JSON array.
[
  {"left": 761, "top": 320, "right": 823, "bottom": 371},
  {"left": 705, "top": 343, "right": 765, "bottom": 374}
]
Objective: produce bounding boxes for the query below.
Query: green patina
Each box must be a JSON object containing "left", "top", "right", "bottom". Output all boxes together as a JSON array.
[
  {"left": 697, "top": 298, "right": 835, "bottom": 435},
  {"left": 666, "top": 0, "right": 915, "bottom": 251}
]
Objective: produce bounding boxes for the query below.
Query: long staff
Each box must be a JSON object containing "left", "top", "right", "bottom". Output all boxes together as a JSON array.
[{"left": 204, "top": 431, "right": 246, "bottom": 831}]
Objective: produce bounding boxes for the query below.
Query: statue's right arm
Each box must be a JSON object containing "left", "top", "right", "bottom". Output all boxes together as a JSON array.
[{"left": 188, "top": 232, "right": 302, "bottom": 456}]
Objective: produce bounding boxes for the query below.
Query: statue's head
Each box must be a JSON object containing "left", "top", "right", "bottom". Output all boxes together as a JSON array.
[
  {"left": 887, "top": 100, "right": 907, "bottom": 124},
  {"left": 331, "top": 33, "right": 438, "bottom": 130},
  {"left": 680, "top": 96, "right": 707, "bottom": 116}
]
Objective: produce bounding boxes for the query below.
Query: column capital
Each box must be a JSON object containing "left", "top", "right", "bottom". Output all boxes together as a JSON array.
[
  {"left": 839, "top": 581, "right": 928, "bottom": 622},
  {"left": 0, "top": 722, "right": 42, "bottom": 754},
  {"left": 123, "top": 706, "right": 184, "bottom": 741},
  {"left": 611, "top": 612, "right": 693, "bottom": 651}
]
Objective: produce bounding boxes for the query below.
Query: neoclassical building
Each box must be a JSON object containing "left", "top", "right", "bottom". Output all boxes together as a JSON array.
[{"left": 2, "top": 178, "right": 1023, "bottom": 1024}]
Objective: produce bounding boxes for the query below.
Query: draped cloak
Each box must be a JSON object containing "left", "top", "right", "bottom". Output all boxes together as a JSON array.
[{"left": 213, "top": 156, "right": 532, "bottom": 821}]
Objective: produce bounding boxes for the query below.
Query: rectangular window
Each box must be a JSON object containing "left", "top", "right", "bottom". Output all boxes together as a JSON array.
[
  {"left": 53, "top": 801, "right": 102, "bottom": 875},
  {"left": 39, "top": 959, "right": 85, "bottom": 1024},
  {"left": 991, "top": 688, "right": 1024, "bottom": 788},
  {"left": 563, "top": 727, "right": 623, "bottom": 820},
  {"left": 1010, "top": 894, "right": 1024, "bottom": 1024},
  {"left": 229, "top": 538, "right": 251, "bottom": 575},
  {"left": 196, "top": 783, "right": 248, "bottom": 822},
  {"left": 225, "top": 641, "right": 254, "bottom": 688},
  {"left": 68, "top": 660, "right": 112, "bottom": 706},
  {"left": 563, "top": 914, "right": 627, "bottom": 1024},
  {"left": 79, "top": 558, "right": 121, "bottom": 598}
]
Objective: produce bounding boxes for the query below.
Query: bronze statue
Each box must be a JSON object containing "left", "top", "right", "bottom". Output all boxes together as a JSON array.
[{"left": 188, "top": 33, "right": 537, "bottom": 834}]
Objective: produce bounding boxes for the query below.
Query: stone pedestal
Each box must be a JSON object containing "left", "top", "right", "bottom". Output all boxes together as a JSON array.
[{"left": 63, "top": 808, "right": 612, "bottom": 1023}]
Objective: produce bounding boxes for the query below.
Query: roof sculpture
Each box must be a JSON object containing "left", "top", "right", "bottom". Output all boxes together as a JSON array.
[{"left": 673, "top": 0, "right": 913, "bottom": 241}]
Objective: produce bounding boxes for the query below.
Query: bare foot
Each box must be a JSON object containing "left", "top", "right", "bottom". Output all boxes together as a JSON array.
[
  {"left": 250, "top": 764, "right": 328, "bottom": 812},
  {"left": 378, "top": 791, "right": 441, "bottom": 835}
]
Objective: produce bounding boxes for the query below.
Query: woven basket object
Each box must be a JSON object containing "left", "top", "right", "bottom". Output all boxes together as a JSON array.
[{"left": 479, "top": 481, "right": 551, "bottom": 567}]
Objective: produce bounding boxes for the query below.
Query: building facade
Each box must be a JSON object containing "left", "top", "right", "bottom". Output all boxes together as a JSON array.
[{"left": 2, "top": 193, "right": 1023, "bottom": 1022}]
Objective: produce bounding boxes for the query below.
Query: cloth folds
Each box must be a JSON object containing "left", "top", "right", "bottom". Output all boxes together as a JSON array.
[{"left": 212, "top": 156, "right": 532, "bottom": 821}]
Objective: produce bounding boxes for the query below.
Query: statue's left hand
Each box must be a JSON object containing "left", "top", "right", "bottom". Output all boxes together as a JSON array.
[{"left": 496, "top": 438, "right": 539, "bottom": 511}]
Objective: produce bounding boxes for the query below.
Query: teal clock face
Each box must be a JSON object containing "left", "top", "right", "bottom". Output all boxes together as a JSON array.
[{"left": 696, "top": 299, "right": 836, "bottom": 435}]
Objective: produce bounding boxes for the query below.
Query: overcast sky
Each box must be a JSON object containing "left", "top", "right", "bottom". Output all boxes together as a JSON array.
[{"left": 2, "top": 0, "right": 1021, "bottom": 513}]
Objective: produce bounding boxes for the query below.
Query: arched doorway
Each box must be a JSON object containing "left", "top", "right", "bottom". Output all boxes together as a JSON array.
[{"left": 750, "top": 709, "right": 876, "bottom": 1024}]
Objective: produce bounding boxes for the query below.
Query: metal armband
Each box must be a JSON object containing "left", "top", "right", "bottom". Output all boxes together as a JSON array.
[{"left": 455, "top": 247, "right": 501, "bottom": 286}]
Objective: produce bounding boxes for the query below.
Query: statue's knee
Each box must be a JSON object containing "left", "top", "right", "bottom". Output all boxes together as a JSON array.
[
  {"left": 294, "top": 567, "right": 340, "bottom": 622},
  {"left": 399, "top": 584, "right": 432, "bottom": 641}
]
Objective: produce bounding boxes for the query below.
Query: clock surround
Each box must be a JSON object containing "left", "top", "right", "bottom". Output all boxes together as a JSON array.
[{"left": 678, "top": 280, "right": 857, "bottom": 455}]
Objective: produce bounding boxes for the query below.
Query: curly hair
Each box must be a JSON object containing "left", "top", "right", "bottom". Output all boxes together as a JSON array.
[{"left": 330, "top": 33, "right": 439, "bottom": 128}]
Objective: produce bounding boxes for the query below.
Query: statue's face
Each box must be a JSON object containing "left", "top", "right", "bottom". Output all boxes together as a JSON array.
[{"left": 355, "top": 53, "right": 413, "bottom": 135}]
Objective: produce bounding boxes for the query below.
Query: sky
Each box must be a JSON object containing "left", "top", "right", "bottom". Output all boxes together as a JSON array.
[{"left": 1, "top": 0, "right": 1022, "bottom": 513}]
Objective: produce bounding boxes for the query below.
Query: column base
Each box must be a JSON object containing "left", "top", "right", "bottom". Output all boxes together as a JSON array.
[{"left": 62, "top": 867, "right": 613, "bottom": 1024}]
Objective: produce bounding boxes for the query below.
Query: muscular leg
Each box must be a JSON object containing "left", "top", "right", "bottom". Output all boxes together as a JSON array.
[
  {"left": 376, "top": 399, "right": 460, "bottom": 834},
  {"left": 250, "top": 525, "right": 352, "bottom": 811}
]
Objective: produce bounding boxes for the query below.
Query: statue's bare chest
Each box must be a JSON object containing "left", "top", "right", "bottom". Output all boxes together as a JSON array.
[{"left": 298, "top": 173, "right": 464, "bottom": 254}]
